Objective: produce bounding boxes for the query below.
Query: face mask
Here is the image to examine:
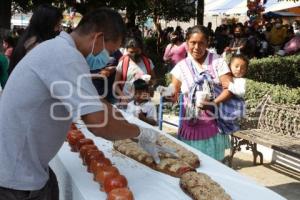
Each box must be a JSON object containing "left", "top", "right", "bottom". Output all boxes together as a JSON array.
[
  {"left": 170, "top": 35, "right": 178, "bottom": 43},
  {"left": 170, "top": 38, "right": 178, "bottom": 43},
  {"left": 129, "top": 53, "right": 141, "bottom": 62},
  {"left": 86, "top": 36, "right": 110, "bottom": 71}
]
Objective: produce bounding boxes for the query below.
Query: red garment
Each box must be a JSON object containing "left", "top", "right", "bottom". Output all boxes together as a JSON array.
[{"left": 4, "top": 47, "right": 13, "bottom": 60}]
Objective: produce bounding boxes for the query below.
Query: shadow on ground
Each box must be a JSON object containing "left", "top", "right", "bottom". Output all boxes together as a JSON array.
[{"left": 268, "top": 182, "right": 300, "bottom": 200}]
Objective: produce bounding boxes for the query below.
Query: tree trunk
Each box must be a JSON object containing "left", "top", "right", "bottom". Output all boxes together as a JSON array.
[
  {"left": 0, "top": 0, "right": 12, "bottom": 52},
  {"left": 153, "top": 15, "right": 162, "bottom": 54},
  {"left": 0, "top": 0, "right": 12, "bottom": 29},
  {"left": 126, "top": 7, "right": 136, "bottom": 29},
  {"left": 196, "top": 0, "right": 204, "bottom": 25}
]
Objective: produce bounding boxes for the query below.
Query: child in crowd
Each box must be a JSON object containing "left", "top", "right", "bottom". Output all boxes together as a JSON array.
[
  {"left": 216, "top": 54, "right": 248, "bottom": 135},
  {"left": 228, "top": 54, "right": 248, "bottom": 98},
  {"left": 126, "top": 79, "right": 157, "bottom": 126}
]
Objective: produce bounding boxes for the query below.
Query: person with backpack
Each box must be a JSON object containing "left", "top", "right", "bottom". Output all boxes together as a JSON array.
[{"left": 114, "top": 36, "right": 156, "bottom": 105}]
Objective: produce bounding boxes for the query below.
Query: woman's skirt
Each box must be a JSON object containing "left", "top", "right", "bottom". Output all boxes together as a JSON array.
[{"left": 180, "top": 132, "right": 230, "bottom": 161}]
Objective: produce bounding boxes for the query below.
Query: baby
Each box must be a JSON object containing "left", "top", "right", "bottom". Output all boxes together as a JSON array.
[
  {"left": 228, "top": 54, "right": 248, "bottom": 98},
  {"left": 217, "top": 54, "right": 248, "bottom": 135},
  {"left": 126, "top": 79, "right": 157, "bottom": 126}
]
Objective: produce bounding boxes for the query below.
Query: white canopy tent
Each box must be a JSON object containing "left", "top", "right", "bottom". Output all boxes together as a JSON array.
[
  {"left": 204, "top": 0, "right": 236, "bottom": 15},
  {"left": 205, "top": 0, "right": 250, "bottom": 15},
  {"left": 204, "top": 0, "right": 300, "bottom": 15},
  {"left": 264, "top": 0, "right": 300, "bottom": 12},
  {"left": 264, "top": 11, "right": 300, "bottom": 17},
  {"left": 226, "top": 0, "right": 248, "bottom": 15},
  {"left": 203, "top": 0, "right": 248, "bottom": 29}
]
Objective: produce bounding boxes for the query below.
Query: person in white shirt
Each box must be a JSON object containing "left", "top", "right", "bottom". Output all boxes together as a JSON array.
[
  {"left": 0, "top": 8, "right": 163, "bottom": 199},
  {"left": 126, "top": 79, "right": 157, "bottom": 126}
]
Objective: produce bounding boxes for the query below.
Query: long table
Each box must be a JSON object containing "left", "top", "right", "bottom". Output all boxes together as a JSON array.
[{"left": 50, "top": 112, "right": 286, "bottom": 200}]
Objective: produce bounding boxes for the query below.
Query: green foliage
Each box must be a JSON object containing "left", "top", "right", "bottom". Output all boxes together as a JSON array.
[
  {"left": 245, "top": 79, "right": 300, "bottom": 110},
  {"left": 247, "top": 54, "right": 300, "bottom": 88}
]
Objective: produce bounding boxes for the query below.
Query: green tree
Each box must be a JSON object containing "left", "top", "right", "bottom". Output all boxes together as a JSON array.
[{"left": 196, "top": 0, "right": 204, "bottom": 25}]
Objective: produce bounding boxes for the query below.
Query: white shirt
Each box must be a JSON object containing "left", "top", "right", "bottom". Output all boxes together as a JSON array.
[
  {"left": 116, "top": 58, "right": 155, "bottom": 97},
  {"left": 228, "top": 77, "right": 246, "bottom": 98},
  {"left": 126, "top": 100, "right": 157, "bottom": 121},
  {"left": 171, "top": 52, "right": 230, "bottom": 94},
  {"left": 0, "top": 32, "right": 103, "bottom": 190}
]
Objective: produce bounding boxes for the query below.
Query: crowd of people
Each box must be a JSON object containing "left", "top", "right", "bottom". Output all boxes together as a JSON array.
[
  {"left": 160, "top": 18, "right": 300, "bottom": 59},
  {"left": 0, "top": 4, "right": 297, "bottom": 199}
]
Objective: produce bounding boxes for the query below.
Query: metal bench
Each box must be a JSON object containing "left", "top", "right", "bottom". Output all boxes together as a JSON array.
[{"left": 228, "top": 97, "right": 300, "bottom": 167}]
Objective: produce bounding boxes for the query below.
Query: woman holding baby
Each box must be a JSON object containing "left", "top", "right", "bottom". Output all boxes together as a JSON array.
[{"left": 170, "top": 25, "right": 234, "bottom": 161}]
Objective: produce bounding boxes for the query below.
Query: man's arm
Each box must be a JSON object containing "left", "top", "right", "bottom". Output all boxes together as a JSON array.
[{"left": 81, "top": 99, "right": 140, "bottom": 140}]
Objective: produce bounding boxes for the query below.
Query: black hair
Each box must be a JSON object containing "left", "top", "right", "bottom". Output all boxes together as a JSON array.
[
  {"left": 229, "top": 54, "right": 249, "bottom": 69},
  {"left": 3, "top": 36, "right": 15, "bottom": 47},
  {"left": 125, "top": 36, "right": 144, "bottom": 50},
  {"left": 133, "top": 79, "right": 149, "bottom": 91},
  {"left": 169, "top": 31, "right": 180, "bottom": 42},
  {"left": 186, "top": 25, "right": 209, "bottom": 41},
  {"left": 8, "top": 4, "right": 63, "bottom": 75},
  {"left": 75, "top": 7, "right": 126, "bottom": 42},
  {"left": 27, "top": 4, "right": 63, "bottom": 40}
]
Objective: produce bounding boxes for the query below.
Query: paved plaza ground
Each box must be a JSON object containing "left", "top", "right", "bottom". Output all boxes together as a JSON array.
[{"left": 230, "top": 151, "right": 300, "bottom": 200}]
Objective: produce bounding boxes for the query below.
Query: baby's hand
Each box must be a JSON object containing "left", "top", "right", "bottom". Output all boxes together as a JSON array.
[{"left": 222, "top": 80, "right": 231, "bottom": 89}]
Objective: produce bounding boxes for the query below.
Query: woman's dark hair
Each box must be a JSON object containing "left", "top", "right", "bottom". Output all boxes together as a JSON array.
[
  {"left": 169, "top": 31, "right": 182, "bottom": 43},
  {"left": 8, "top": 4, "right": 63, "bottom": 75},
  {"left": 186, "top": 25, "right": 209, "bottom": 41},
  {"left": 133, "top": 79, "right": 149, "bottom": 91},
  {"left": 27, "top": 4, "right": 62, "bottom": 40},
  {"left": 75, "top": 7, "right": 126, "bottom": 42},
  {"left": 3, "top": 36, "right": 15, "bottom": 47},
  {"left": 125, "top": 36, "right": 144, "bottom": 51},
  {"left": 229, "top": 54, "right": 249, "bottom": 68}
]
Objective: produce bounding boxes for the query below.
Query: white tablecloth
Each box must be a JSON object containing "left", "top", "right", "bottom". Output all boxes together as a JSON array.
[{"left": 50, "top": 112, "right": 286, "bottom": 200}]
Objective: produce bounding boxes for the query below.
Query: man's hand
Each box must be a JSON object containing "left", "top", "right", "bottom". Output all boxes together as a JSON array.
[
  {"left": 99, "top": 66, "right": 116, "bottom": 77},
  {"left": 136, "top": 127, "right": 160, "bottom": 164},
  {"left": 136, "top": 127, "right": 179, "bottom": 163}
]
